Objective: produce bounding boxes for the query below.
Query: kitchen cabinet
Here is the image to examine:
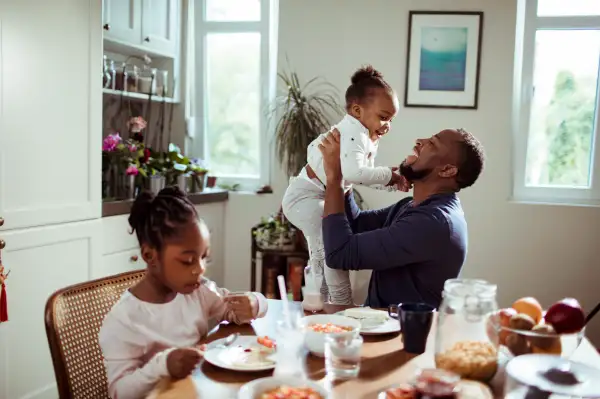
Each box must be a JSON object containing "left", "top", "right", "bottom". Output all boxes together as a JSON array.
[
  {"left": 0, "top": 0, "right": 102, "bottom": 397},
  {"left": 102, "top": 0, "right": 142, "bottom": 46},
  {"left": 102, "top": 0, "right": 180, "bottom": 58},
  {"left": 141, "top": 0, "right": 180, "bottom": 57}
]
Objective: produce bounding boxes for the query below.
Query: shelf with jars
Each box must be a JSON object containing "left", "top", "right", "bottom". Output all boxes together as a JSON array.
[{"left": 102, "top": 52, "right": 179, "bottom": 104}]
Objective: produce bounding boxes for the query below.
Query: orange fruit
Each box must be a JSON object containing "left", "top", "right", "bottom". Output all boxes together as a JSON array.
[{"left": 512, "top": 297, "right": 543, "bottom": 324}]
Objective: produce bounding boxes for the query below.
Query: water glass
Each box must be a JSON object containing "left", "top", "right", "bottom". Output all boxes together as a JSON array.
[
  {"left": 325, "top": 332, "right": 363, "bottom": 379},
  {"left": 273, "top": 315, "right": 307, "bottom": 379}
]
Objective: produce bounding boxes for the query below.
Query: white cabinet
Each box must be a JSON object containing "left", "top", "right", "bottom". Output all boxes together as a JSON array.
[
  {"left": 103, "top": 0, "right": 142, "bottom": 45},
  {"left": 141, "top": 0, "right": 180, "bottom": 56},
  {"left": 0, "top": 0, "right": 102, "bottom": 397},
  {"left": 102, "top": 0, "right": 180, "bottom": 57}
]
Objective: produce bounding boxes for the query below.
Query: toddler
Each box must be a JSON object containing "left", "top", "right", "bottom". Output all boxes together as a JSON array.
[
  {"left": 282, "top": 66, "right": 403, "bottom": 305},
  {"left": 99, "top": 187, "right": 268, "bottom": 399}
]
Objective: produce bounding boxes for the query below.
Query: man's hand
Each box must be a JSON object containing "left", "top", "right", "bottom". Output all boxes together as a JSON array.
[
  {"left": 318, "top": 128, "right": 342, "bottom": 184},
  {"left": 166, "top": 348, "right": 202, "bottom": 379},
  {"left": 224, "top": 293, "right": 258, "bottom": 322}
]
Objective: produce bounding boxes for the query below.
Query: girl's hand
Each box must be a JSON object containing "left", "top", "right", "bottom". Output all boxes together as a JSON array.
[
  {"left": 225, "top": 293, "right": 258, "bottom": 322},
  {"left": 166, "top": 348, "right": 202, "bottom": 379}
]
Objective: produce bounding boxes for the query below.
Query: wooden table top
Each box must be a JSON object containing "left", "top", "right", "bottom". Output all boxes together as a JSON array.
[{"left": 148, "top": 300, "right": 600, "bottom": 399}]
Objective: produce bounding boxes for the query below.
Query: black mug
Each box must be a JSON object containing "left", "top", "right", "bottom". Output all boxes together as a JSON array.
[{"left": 388, "top": 302, "right": 435, "bottom": 354}]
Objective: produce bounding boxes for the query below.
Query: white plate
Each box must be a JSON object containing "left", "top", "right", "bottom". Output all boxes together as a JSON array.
[
  {"left": 335, "top": 309, "right": 400, "bottom": 335},
  {"left": 238, "top": 376, "right": 327, "bottom": 399},
  {"left": 203, "top": 335, "right": 276, "bottom": 372}
]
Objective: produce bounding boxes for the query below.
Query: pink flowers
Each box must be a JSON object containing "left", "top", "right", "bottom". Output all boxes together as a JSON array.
[
  {"left": 125, "top": 165, "right": 139, "bottom": 176},
  {"left": 128, "top": 144, "right": 137, "bottom": 152},
  {"left": 102, "top": 133, "right": 122, "bottom": 152},
  {"left": 127, "top": 116, "right": 147, "bottom": 133}
]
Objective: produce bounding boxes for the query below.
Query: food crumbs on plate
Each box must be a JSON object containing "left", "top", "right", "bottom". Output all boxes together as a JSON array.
[
  {"left": 383, "top": 383, "right": 416, "bottom": 399},
  {"left": 244, "top": 348, "right": 252, "bottom": 352},
  {"left": 259, "top": 385, "right": 323, "bottom": 399}
]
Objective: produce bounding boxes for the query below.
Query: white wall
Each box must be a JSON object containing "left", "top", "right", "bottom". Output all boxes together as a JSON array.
[{"left": 222, "top": 0, "right": 600, "bottom": 346}]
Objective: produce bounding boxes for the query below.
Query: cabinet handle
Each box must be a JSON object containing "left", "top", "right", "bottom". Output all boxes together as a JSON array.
[
  {"left": 0, "top": 217, "right": 4, "bottom": 227},
  {"left": 144, "top": 37, "right": 150, "bottom": 42},
  {"left": 130, "top": 255, "right": 139, "bottom": 262},
  {"left": 0, "top": 240, "right": 5, "bottom": 250},
  {"left": 103, "top": 23, "right": 110, "bottom": 31}
]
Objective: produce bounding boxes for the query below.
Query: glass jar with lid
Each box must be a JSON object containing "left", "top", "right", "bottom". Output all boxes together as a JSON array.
[
  {"left": 138, "top": 66, "right": 156, "bottom": 95},
  {"left": 125, "top": 64, "right": 139, "bottom": 93},
  {"left": 434, "top": 278, "right": 499, "bottom": 382},
  {"left": 102, "top": 55, "right": 112, "bottom": 89}
]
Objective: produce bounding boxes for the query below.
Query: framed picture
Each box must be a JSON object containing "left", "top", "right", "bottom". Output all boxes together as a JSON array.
[{"left": 404, "top": 11, "right": 484, "bottom": 109}]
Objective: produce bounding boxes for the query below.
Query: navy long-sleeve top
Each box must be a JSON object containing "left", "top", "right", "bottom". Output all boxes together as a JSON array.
[{"left": 322, "top": 192, "right": 467, "bottom": 308}]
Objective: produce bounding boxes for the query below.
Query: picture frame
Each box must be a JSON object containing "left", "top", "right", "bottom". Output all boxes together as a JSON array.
[{"left": 404, "top": 11, "right": 484, "bottom": 109}]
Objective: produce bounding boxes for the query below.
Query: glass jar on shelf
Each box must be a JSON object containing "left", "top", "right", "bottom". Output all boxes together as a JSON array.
[
  {"left": 138, "top": 66, "right": 156, "bottom": 95},
  {"left": 434, "top": 278, "right": 499, "bottom": 383},
  {"left": 156, "top": 69, "right": 169, "bottom": 97},
  {"left": 125, "top": 64, "right": 139, "bottom": 93},
  {"left": 102, "top": 55, "right": 112, "bottom": 89},
  {"left": 113, "top": 62, "right": 126, "bottom": 91}
]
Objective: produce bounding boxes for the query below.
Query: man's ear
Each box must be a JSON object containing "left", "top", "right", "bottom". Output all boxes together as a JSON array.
[
  {"left": 141, "top": 244, "right": 158, "bottom": 268},
  {"left": 439, "top": 164, "right": 458, "bottom": 178}
]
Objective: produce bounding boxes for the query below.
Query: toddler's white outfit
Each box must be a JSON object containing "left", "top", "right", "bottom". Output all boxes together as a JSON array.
[
  {"left": 282, "top": 114, "right": 396, "bottom": 305},
  {"left": 99, "top": 279, "right": 267, "bottom": 399}
]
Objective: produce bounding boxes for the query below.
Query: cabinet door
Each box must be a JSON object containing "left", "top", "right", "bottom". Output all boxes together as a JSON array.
[
  {"left": 141, "top": 0, "right": 180, "bottom": 57},
  {"left": 0, "top": 220, "right": 101, "bottom": 399},
  {"left": 103, "top": 0, "right": 142, "bottom": 45},
  {"left": 0, "top": 0, "right": 101, "bottom": 230},
  {"left": 100, "top": 248, "right": 143, "bottom": 279}
]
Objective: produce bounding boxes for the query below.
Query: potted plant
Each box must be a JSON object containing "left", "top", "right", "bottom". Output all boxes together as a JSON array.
[
  {"left": 254, "top": 211, "right": 297, "bottom": 251},
  {"left": 188, "top": 158, "right": 209, "bottom": 193},
  {"left": 271, "top": 68, "right": 343, "bottom": 178}
]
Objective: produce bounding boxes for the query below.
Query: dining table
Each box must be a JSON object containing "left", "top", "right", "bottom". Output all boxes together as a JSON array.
[{"left": 147, "top": 299, "right": 600, "bottom": 399}]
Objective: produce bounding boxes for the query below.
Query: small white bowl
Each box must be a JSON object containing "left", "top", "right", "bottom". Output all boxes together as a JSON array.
[
  {"left": 238, "top": 376, "right": 328, "bottom": 399},
  {"left": 301, "top": 314, "right": 361, "bottom": 356}
]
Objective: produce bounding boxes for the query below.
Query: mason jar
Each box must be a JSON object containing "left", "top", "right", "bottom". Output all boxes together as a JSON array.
[{"left": 434, "top": 278, "right": 499, "bottom": 382}]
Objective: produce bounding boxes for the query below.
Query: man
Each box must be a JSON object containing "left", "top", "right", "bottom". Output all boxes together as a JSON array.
[{"left": 318, "top": 128, "right": 485, "bottom": 308}]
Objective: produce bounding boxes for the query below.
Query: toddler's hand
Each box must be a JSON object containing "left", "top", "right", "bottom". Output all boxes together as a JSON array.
[
  {"left": 166, "top": 348, "right": 202, "bottom": 379},
  {"left": 225, "top": 293, "right": 258, "bottom": 322},
  {"left": 388, "top": 167, "right": 412, "bottom": 192}
]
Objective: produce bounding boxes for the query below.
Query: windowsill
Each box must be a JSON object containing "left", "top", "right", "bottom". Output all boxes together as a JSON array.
[
  {"left": 102, "top": 189, "right": 230, "bottom": 217},
  {"left": 508, "top": 197, "right": 600, "bottom": 208}
]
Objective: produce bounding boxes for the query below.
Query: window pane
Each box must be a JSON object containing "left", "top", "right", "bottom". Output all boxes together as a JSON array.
[
  {"left": 205, "top": 33, "right": 261, "bottom": 177},
  {"left": 537, "top": 0, "right": 600, "bottom": 16},
  {"left": 205, "top": 0, "right": 260, "bottom": 21},
  {"left": 525, "top": 30, "right": 600, "bottom": 188}
]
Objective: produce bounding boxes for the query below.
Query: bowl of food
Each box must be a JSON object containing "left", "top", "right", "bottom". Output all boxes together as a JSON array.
[
  {"left": 238, "top": 376, "right": 327, "bottom": 399},
  {"left": 301, "top": 314, "right": 361, "bottom": 356},
  {"left": 487, "top": 296, "right": 586, "bottom": 358}
]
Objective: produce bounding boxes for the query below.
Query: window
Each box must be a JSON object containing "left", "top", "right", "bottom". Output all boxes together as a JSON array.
[
  {"left": 192, "top": 0, "right": 278, "bottom": 189},
  {"left": 513, "top": 0, "right": 600, "bottom": 204}
]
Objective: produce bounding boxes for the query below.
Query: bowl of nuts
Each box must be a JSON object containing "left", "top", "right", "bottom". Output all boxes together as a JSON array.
[{"left": 487, "top": 296, "right": 586, "bottom": 358}]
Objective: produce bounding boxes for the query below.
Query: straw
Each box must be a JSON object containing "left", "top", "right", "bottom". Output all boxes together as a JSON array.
[
  {"left": 585, "top": 301, "right": 600, "bottom": 325},
  {"left": 277, "top": 275, "right": 292, "bottom": 328}
]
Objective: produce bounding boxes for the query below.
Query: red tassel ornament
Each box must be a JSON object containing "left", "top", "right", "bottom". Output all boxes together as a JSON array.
[{"left": 0, "top": 282, "right": 7, "bottom": 322}]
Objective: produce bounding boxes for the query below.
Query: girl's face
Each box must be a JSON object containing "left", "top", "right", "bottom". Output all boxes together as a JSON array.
[
  {"left": 143, "top": 219, "right": 210, "bottom": 295},
  {"left": 351, "top": 89, "right": 399, "bottom": 140}
]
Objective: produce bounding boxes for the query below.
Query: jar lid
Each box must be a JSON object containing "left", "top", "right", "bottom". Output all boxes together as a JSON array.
[{"left": 506, "top": 354, "right": 600, "bottom": 397}]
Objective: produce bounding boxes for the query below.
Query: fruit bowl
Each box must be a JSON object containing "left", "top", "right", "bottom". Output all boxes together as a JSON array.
[{"left": 492, "top": 321, "right": 585, "bottom": 358}]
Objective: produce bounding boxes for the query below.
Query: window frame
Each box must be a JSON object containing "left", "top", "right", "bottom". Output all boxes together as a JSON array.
[
  {"left": 513, "top": 0, "right": 600, "bottom": 205},
  {"left": 192, "top": 0, "right": 278, "bottom": 190}
]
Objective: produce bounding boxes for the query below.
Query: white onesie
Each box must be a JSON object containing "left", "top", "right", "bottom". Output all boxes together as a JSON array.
[{"left": 282, "top": 114, "right": 395, "bottom": 305}]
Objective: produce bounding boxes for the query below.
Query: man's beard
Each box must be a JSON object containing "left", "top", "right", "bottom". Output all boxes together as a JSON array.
[{"left": 400, "top": 161, "right": 432, "bottom": 182}]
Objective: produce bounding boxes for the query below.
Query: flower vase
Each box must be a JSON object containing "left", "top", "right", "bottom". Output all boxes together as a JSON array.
[
  {"left": 148, "top": 175, "right": 165, "bottom": 195},
  {"left": 122, "top": 175, "right": 136, "bottom": 200},
  {"left": 190, "top": 172, "right": 206, "bottom": 193},
  {"left": 104, "top": 164, "right": 119, "bottom": 199},
  {"left": 176, "top": 174, "right": 190, "bottom": 193}
]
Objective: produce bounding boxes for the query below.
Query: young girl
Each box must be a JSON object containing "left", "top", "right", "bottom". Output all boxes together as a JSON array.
[
  {"left": 99, "top": 187, "right": 268, "bottom": 399},
  {"left": 282, "top": 66, "right": 403, "bottom": 306}
]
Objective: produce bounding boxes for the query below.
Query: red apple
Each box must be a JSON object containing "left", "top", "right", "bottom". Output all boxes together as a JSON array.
[
  {"left": 489, "top": 308, "right": 518, "bottom": 345},
  {"left": 544, "top": 298, "right": 585, "bottom": 334}
]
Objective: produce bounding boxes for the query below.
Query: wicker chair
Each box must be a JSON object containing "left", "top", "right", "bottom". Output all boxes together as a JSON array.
[{"left": 44, "top": 270, "right": 145, "bottom": 399}]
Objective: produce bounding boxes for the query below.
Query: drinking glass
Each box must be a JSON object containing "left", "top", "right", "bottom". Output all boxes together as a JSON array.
[
  {"left": 273, "top": 313, "right": 307, "bottom": 379},
  {"left": 325, "top": 331, "right": 363, "bottom": 379}
]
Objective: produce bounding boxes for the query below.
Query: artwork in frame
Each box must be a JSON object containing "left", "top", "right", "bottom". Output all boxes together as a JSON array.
[{"left": 404, "top": 11, "right": 484, "bottom": 109}]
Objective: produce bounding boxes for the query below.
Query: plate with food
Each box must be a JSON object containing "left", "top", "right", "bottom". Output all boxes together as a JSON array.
[
  {"left": 202, "top": 335, "right": 277, "bottom": 372},
  {"left": 336, "top": 307, "right": 400, "bottom": 335},
  {"left": 238, "top": 376, "right": 327, "bottom": 399}
]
